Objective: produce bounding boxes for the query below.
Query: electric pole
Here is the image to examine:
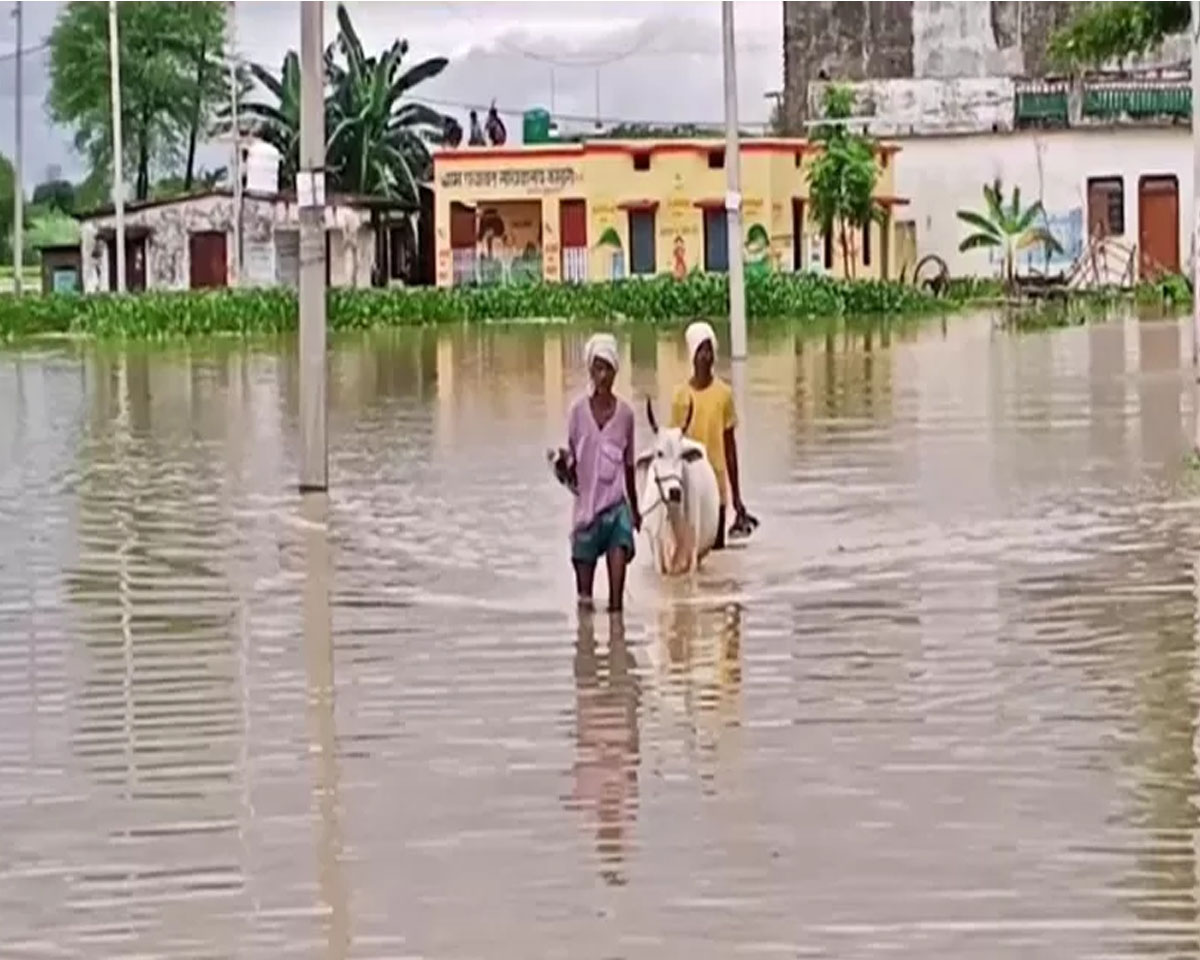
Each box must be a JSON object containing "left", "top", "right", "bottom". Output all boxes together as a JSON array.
[
  {"left": 722, "top": 1, "right": 747, "bottom": 362},
  {"left": 108, "top": 0, "right": 126, "bottom": 293},
  {"left": 298, "top": 1, "right": 327, "bottom": 491},
  {"left": 12, "top": 2, "right": 22, "bottom": 297},
  {"left": 1191, "top": 0, "right": 1199, "bottom": 451},
  {"left": 228, "top": 0, "right": 242, "bottom": 285}
]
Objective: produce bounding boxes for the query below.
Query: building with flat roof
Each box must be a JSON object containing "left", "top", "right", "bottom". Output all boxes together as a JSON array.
[{"left": 432, "top": 137, "right": 906, "bottom": 288}]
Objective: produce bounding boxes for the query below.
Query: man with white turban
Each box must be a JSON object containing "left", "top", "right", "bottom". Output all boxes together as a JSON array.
[
  {"left": 556, "top": 332, "right": 641, "bottom": 611},
  {"left": 669, "top": 321, "right": 756, "bottom": 547}
]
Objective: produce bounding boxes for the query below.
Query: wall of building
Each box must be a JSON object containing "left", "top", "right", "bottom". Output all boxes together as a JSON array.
[
  {"left": 809, "top": 77, "right": 1017, "bottom": 136},
  {"left": 892, "top": 127, "right": 1193, "bottom": 278},
  {"left": 782, "top": 1, "right": 1079, "bottom": 130},
  {"left": 79, "top": 194, "right": 378, "bottom": 294},
  {"left": 433, "top": 141, "right": 901, "bottom": 287}
]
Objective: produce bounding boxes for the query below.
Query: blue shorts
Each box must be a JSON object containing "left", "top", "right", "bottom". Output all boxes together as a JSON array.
[{"left": 572, "top": 501, "right": 636, "bottom": 565}]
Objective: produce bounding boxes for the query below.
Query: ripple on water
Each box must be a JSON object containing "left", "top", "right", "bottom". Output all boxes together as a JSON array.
[{"left": 1, "top": 316, "right": 1200, "bottom": 958}]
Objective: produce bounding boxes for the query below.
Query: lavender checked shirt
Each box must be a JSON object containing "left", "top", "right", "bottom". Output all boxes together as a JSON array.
[{"left": 566, "top": 396, "right": 635, "bottom": 533}]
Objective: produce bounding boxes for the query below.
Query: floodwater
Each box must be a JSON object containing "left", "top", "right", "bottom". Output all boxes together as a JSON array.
[{"left": 3, "top": 311, "right": 1200, "bottom": 959}]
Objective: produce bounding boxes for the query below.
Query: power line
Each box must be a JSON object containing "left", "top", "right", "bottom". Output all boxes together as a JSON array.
[
  {"left": 0, "top": 40, "right": 46, "bottom": 64},
  {"left": 420, "top": 92, "right": 772, "bottom": 130}
]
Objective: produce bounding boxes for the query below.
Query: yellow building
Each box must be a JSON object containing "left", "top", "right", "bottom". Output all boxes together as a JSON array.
[{"left": 432, "top": 137, "right": 906, "bottom": 288}]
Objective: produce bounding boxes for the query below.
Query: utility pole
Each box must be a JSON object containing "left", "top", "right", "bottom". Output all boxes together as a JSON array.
[
  {"left": 12, "top": 2, "right": 22, "bottom": 297},
  {"left": 228, "top": 0, "right": 242, "bottom": 285},
  {"left": 1191, "top": 0, "right": 1200, "bottom": 452},
  {"left": 722, "top": 1, "right": 747, "bottom": 362},
  {"left": 108, "top": 0, "right": 126, "bottom": 293},
  {"left": 298, "top": 1, "right": 327, "bottom": 491}
]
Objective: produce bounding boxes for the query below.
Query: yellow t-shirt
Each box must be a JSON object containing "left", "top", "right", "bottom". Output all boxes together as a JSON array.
[{"left": 670, "top": 379, "right": 736, "bottom": 505}]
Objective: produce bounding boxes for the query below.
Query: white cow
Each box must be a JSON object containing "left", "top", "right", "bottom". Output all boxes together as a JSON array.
[{"left": 636, "top": 397, "right": 721, "bottom": 576}]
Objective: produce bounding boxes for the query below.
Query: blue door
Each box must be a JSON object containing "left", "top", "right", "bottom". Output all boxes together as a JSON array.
[
  {"left": 628, "top": 210, "right": 656, "bottom": 275},
  {"left": 704, "top": 208, "right": 728, "bottom": 272}
]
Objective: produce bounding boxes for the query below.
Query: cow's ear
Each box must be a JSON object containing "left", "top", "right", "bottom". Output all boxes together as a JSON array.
[
  {"left": 635, "top": 448, "right": 654, "bottom": 468},
  {"left": 681, "top": 440, "right": 705, "bottom": 463}
]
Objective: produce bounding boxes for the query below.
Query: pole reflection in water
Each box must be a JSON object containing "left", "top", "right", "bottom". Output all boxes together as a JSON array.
[
  {"left": 567, "top": 612, "right": 641, "bottom": 886},
  {"left": 301, "top": 492, "right": 349, "bottom": 958}
]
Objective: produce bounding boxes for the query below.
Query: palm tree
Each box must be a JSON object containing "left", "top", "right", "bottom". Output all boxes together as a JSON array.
[{"left": 956, "top": 179, "right": 1064, "bottom": 288}]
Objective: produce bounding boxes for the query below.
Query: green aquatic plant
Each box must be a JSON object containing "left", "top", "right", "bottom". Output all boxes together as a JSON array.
[{"left": 0, "top": 272, "right": 950, "bottom": 342}]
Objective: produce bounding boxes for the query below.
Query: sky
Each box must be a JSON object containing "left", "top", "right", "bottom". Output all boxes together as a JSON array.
[{"left": 0, "top": 0, "right": 784, "bottom": 191}]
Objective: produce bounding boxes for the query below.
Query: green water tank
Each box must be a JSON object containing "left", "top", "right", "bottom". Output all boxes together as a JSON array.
[{"left": 523, "top": 108, "right": 552, "bottom": 144}]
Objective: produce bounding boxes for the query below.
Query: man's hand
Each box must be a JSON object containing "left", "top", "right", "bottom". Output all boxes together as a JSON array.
[{"left": 631, "top": 505, "right": 642, "bottom": 532}]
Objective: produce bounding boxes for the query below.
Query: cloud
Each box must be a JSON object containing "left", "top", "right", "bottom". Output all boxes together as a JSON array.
[{"left": 0, "top": 1, "right": 783, "bottom": 190}]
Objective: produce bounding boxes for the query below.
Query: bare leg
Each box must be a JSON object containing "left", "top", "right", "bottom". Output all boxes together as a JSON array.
[
  {"left": 573, "top": 560, "right": 596, "bottom": 610},
  {"left": 605, "top": 547, "right": 629, "bottom": 612}
]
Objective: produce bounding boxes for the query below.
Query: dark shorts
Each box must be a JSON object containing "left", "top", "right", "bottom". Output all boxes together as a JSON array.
[{"left": 572, "top": 501, "right": 636, "bottom": 565}]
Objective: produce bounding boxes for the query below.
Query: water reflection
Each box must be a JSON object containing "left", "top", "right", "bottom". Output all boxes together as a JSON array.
[
  {"left": 648, "top": 597, "right": 743, "bottom": 789},
  {"left": 301, "top": 492, "right": 348, "bottom": 959},
  {"left": 7, "top": 312, "right": 1200, "bottom": 957},
  {"left": 568, "top": 612, "right": 640, "bottom": 887}
]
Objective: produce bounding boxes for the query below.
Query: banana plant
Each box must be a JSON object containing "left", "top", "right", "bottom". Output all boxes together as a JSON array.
[
  {"left": 957, "top": 179, "right": 1063, "bottom": 288},
  {"left": 241, "top": 3, "right": 449, "bottom": 203}
]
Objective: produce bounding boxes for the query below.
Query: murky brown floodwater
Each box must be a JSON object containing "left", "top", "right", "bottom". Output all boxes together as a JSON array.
[{"left": 3, "top": 311, "right": 1200, "bottom": 958}]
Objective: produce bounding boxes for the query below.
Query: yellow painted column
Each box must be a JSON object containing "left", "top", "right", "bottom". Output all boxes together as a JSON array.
[
  {"left": 434, "top": 192, "right": 453, "bottom": 288},
  {"left": 542, "top": 196, "right": 561, "bottom": 284}
]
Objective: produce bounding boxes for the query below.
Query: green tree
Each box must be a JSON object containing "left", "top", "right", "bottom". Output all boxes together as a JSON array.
[
  {"left": 325, "top": 5, "right": 449, "bottom": 201},
  {"left": 173, "top": 3, "right": 237, "bottom": 192},
  {"left": 48, "top": 2, "right": 230, "bottom": 200},
  {"left": 32, "top": 179, "right": 76, "bottom": 214},
  {"left": 805, "top": 85, "right": 881, "bottom": 279},
  {"left": 243, "top": 3, "right": 449, "bottom": 202},
  {"left": 1048, "top": 2, "right": 1189, "bottom": 68},
  {"left": 956, "top": 179, "right": 1063, "bottom": 288},
  {"left": 24, "top": 207, "right": 81, "bottom": 263}
]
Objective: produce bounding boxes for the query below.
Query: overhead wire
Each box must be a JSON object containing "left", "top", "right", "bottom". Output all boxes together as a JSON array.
[{"left": 0, "top": 41, "right": 47, "bottom": 64}]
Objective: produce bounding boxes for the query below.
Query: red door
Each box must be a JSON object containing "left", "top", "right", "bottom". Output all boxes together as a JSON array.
[
  {"left": 1138, "top": 175, "right": 1179, "bottom": 279},
  {"left": 189, "top": 231, "right": 228, "bottom": 288},
  {"left": 559, "top": 199, "right": 587, "bottom": 282}
]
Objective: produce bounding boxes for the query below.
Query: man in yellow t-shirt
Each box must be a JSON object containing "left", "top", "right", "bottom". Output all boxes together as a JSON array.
[{"left": 669, "top": 321, "right": 754, "bottom": 549}]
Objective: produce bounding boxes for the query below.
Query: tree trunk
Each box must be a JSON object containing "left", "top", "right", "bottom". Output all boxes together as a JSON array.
[
  {"left": 136, "top": 130, "right": 150, "bottom": 200},
  {"left": 184, "top": 40, "right": 206, "bottom": 192},
  {"left": 839, "top": 218, "right": 852, "bottom": 279}
]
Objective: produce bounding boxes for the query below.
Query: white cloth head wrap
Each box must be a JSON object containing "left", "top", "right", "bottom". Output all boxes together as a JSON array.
[
  {"left": 584, "top": 333, "right": 620, "bottom": 374},
  {"left": 685, "top": 321, "right": 717, "bottom": 362}
]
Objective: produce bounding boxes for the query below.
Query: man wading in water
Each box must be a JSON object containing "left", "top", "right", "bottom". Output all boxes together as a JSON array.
[
  {"left": 669, "top": 321, "right": 756, "bottom": 548},
  {"left": 562, "top": 334, "right": 641, "bottom": 612}
]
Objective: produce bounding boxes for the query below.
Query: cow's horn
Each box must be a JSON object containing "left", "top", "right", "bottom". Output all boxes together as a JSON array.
[
  {"left": 646, "top": 395, "right": 659, "bottom": 433},
  {"left": 681, "top": 397, "right": 694, "bottom": 434}
]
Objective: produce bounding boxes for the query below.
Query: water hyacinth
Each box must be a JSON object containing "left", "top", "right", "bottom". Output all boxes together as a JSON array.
[{"left": 0, "top": 272, "right": 947, "bottom": 342}]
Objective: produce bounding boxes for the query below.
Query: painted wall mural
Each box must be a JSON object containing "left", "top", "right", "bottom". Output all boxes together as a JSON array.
[
  {"left": 476, "top": 200, "right": 543, "bottom": 284},
  {"left": 745, "top": 223, "right": 771, "bottom": 274},
  {"left": 1015, "top": 206, "right": 1083, "bottom": 273},
  {"left": 595, "top": 225, "right": 625, "bottom": 279},
  {"left": 672, "top": 235, "right": 688, "bottom": 278}
]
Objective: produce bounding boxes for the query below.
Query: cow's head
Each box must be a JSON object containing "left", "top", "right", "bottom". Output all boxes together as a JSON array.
[{"left": 637, "top": 397, "right": 705, "bottom": 507}]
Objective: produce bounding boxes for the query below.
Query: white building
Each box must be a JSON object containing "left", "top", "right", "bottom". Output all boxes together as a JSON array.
[
  {"left": 897, "top": 121, "right": 1190, "bottom": 282},
  {"left": 790, "top": 0, "right": 1194, "bottom": 284},
  {"left": 76, "top": 141, "right": 423, "bottom": 294}
]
